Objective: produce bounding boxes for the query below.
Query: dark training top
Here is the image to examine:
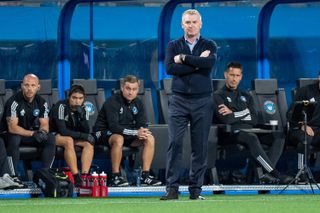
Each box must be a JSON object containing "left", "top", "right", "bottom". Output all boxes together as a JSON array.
[
  {"left": 2, "top": 91, "right": 49, "bottom": 131},
  {"left": 93, "top": 92, "right": 147, "bottom": 137},
  {"left": 213, "top": 85, "right": 258, "bottom": 129},
  {"left": 288, "top": 82, "right": 320, "bottom": 128},
  {"left": 49, "top": 99, "right": 91, "bottom": 139},
  {"left": 165, "top": 36, "right": 217, "bottom": 98}
]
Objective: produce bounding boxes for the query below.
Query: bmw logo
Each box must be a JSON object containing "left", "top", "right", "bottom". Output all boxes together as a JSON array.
[
  {"left": 264, "top": 100, "right": 276, "bottom": 115},
  {"left": 33, "top": 109, "right": 40, "bottom": 116},
  {"left": 84, "top": 101, "right": 95, "bottom": 116}
]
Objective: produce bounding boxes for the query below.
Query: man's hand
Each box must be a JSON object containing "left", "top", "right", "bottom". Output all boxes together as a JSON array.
[
  {"left": 76, "top": 105, "right": 86, "bottom": 120},
  {"left": 33, "top": 129, "right": 48, "bottom": 143},
  {"left": 200, "top": 50, "right": 210, "bottom": 57},
  {"left": 218, "top": 104, "right": 233, "bottom": 116},
  {"left": 137, "top": 127, "right": 152, "bottom": 140},
  {"left": 174, "top": 54, "right": 183, "bottom": 64},
  {"left": 301, "top": 125, "right": 314, "bottom": 136},
  {"left": 80, "top": 133, "right": 95, "bottom": 145}
]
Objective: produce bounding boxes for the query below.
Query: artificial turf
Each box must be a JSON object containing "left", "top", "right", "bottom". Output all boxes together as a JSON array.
[{"left": 0, "top": 195, "right": 319, "bottom": 213}]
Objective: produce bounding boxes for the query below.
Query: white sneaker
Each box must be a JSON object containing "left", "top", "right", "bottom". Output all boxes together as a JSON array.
[
  {"left": 2, "top": 174, "right": 24, "bottom": 188},
  {"left": 0, "top": 176, "right": 15, "bottom": 189}
]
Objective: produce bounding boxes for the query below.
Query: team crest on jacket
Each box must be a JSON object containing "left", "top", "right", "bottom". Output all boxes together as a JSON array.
[
  {"left": 84, "top": 101, "right": 95, "bottom": 116},
  {"left": 33, "top": 109, "right": 40, "bottom": 116},
  {"left": 132, "top": 106, "right": 138, "bottom": 115},
  {"left": 227, "top": 97, "right": 232, "bottom": 102},
  {"left": 240, "top": 96, "right": 247, "bottom": 102},
  {"left": 120, "top": 107, "right": 123, "bottom": 114},
  {"left": 264, "top": 100, "right": 276, "bottom": 114}
]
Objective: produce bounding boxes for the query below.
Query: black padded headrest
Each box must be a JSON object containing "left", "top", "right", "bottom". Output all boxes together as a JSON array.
[
  {"left": 252, "top": 79, "right": 278, "bottom": 94},
  {"left": 297, "top": 78, "right": 318, "bottom": 88},
  {"left": 72, "top": 79, "right": 97, "bottom": 95},
  {"left": 0, "top": 79, "right": 5, "bottom": 95},
  {"left": 212, "top": 79, "right": 225, "bottom": 91},
  {"left": 161, "top": 78, "right": 172, "bottom": 94},
  {"left": 38, "top": 79, "right": 52, "bottom": 95}
]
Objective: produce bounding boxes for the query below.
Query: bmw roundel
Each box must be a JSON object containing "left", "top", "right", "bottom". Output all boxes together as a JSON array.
[
  {"left": 263, "top": 100, "right": 276, "bottom": 115},
  {"left": 84, "top": 101, "right": 95, "bottom": 116},
  {"left": 33, "top": 109, "right": 40, "bottom": 116},
  {"left": 132, "top": 106, "right": 138, "bottom": 115}
]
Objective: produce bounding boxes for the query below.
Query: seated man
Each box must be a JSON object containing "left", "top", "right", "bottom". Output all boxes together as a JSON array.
[
  {"left": 93, "top": 75, "right": 161, "bottom": 187},
  {"left": 213, "top": 62, "right": 290, "bottom": 184},
  {"left": 50, "top": 84, "right": 95, "bottom": 187},
  {"left": 287, "top": 73, "right": 320, "bottom": 178},
  {"left": 2, "top": 74, "right": 55, "bottom": 183}
]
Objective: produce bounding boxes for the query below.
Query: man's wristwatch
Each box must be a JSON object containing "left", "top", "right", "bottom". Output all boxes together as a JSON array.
[{"left": 179, "top": 54, "right": 186, "bottom": 63}]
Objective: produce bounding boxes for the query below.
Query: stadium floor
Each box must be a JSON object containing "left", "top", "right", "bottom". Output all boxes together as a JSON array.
[{"left": 0, "top": 195, "right": 320, "bottom": 213}]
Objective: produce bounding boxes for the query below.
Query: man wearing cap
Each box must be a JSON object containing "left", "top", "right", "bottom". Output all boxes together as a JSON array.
[{"left": 49, "top": 84, "right": 95, "bottom": 187}]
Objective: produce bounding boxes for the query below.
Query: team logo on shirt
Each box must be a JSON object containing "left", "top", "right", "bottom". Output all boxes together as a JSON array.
[
  {"left": 240, "top": 96, "right": 247, "bottom": 102},
  {"left": 84, "top": 101, "right": 95, "bottom": 116},
  {"left": 263, "top": 100, "right": 276, "bottom": 115},
  {"left": 120, "top": 107, "right": 123, "bottom": 114},
  {"left": 132, "top": 106, "right": 138, "bottom": 115},
  {"left": 227, "top": 97, "right": 232, "bottom": 103},
  {"left": 20, "top": 109, "right": 25, "bottom": 116},
  {"left": 33, "top": 109, "right": 40, "bottom": 117}
]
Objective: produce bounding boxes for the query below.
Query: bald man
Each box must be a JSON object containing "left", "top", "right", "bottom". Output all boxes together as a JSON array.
[{"left": 2, "top": 74, "right": 55, "bottom": 184}]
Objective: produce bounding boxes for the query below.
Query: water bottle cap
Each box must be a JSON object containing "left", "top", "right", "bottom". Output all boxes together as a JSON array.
[
  {"left": 92, "top": 171, "right": 99, "bottom": 177},
  {"left": 100, "top": 171, "right": 107, "bottom": 176}
]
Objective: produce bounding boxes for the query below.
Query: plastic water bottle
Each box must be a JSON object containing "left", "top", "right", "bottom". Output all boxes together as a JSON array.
[
  {"left": 136, "top": 166, "right": 142, "bottom": 187},
  {"left": 99, "top": 171, "right": 108, "bottom": 197},
  {"left": 92, "top": 172, "right": 100, "bottom": 197}
]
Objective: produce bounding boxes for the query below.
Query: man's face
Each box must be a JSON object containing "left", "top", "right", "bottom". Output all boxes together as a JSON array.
[
  {"left": 69, "top": 92, "right": 85, "bottom": 110},
  {"left": 224, "top": 67, "right": 243, "bottom": 90},
  {"left": 121, "top": 82, "right": 139, "bottom": 102},
  {"left": 21, "top": 76, "right": 40, "bottom": 101},
  {"left": 181, "top": 13, "right": 202, "bottom": 39}
]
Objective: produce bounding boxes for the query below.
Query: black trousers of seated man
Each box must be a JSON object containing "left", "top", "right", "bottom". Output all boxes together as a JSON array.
[
  {"left": 288, "top": 127, "right": 320, "bottom": 172},
  {"left": 218, "top": 130, "right": 285, "bottom": 174},
  {"left": 0, "top": 136, "right": 11, "bottom": 176},
  {"left": 5, "top": 133, "right": 56, "bottom": 175}
]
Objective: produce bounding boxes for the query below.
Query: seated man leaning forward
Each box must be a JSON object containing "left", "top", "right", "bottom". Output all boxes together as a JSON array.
[
  {"left": 93, "top": 75, "right": 161, "bottom": 187},
  {"left": 50, "top": 84, "right": 95, "bottom": 187}
]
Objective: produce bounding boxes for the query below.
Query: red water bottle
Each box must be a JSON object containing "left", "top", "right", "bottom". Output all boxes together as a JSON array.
[
  {"left": 99, "top": 171, "right": 108, "bottom": 198},
  {"left": 92, "top": 172, "right": 100, "bottom": 197}
]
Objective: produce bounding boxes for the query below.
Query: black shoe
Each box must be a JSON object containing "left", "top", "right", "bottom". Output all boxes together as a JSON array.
[
  {"left": 259, "top": 173, "right": 280, "bottom": 184},
  {"left": 73, "top": 173, "right": 83, "bottom": 187},
  {"left": 160, "top": 189, "right": 178, "bottom": 200},
  {"left": 110, "top": 173, "right": 129, "bottom": 187},
  {"left": 189, "top": 193, "right": 206, "bottom": 200},
  {"left": 141, "top": 172, "right": 162, "bottom": 186},
  {"left": 279, "top": 174, "right": 294, "bottom": 184}
]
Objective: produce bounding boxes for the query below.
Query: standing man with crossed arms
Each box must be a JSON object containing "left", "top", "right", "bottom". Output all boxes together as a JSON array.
[{"left": 161, "top": 9, "right": 217, "bottom": 200}]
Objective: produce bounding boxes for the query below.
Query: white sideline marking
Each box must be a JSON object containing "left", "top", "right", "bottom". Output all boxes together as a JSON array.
[{"left": 0, "top": 196, "right": 319, "bottom": 207}]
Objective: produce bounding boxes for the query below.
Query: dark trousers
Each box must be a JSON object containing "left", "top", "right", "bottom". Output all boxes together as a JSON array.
[
  {"left": 166, "top": 94, "right": 213, "bottom": 195},
  {"left": 0, "top": 137, "right": 10, "bottom": 176},
  {"left": 5, "top": 133, "right": 56, "bottom": 175},
  {"left": 220, "top": 131, "right": 284, "bottom": 173},
  {"left": 288, "top": 128, "right": 320, "bottom": 154}
]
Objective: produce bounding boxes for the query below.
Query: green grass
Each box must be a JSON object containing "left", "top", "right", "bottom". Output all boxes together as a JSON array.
[{"left": 0, "top": 195, "right": 320, "bottom": 213}]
